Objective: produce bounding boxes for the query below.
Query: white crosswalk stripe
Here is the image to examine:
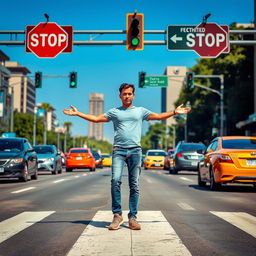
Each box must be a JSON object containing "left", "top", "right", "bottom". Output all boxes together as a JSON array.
[
  {"left": 67, "top": 211, "right": 192, "bottom": 256},
  {"left": 210, "top": 211, "right": 256, "bottom": 238},
  {"left": 0, "top": 211, "right": 55, "bottom": 243}
]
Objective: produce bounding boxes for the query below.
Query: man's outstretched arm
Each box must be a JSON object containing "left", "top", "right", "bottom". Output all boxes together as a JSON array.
[
  {"left": 148, "top": 104, "right": 191, "bottom": 121},
  {"left": 63, "top": 105, "right": 108, "bottom": 123}
]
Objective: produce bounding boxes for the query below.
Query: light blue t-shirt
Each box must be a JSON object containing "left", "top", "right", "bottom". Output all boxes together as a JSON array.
[{"left": 104, "top": 106, "right": 152, "bottom": 148}]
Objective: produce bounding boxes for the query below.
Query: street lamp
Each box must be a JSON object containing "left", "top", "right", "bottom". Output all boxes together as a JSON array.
[
  {"left": 33, "top": 106, "right": 37, "bottom": 145},
  {"left": 184, "top": 101, "right": 191, "bottom": 142}
]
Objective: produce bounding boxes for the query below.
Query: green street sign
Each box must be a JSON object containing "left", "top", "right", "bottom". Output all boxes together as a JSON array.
[{"left": 144, "top": 76, "right": 168, "bottom": 87}]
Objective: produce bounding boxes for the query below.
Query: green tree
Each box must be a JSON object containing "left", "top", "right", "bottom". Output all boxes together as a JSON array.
[{"left": 174, "top": 23, "right": 253, "bottom": 144}]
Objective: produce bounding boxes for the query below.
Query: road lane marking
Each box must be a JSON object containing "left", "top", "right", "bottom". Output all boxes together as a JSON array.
[
  {"left": 0, "top": 211, "right": 55, "bottom": 243},
  {"left": 53, "top": 179, "right": 66, "bottom": 183},
  {"left": 74, "top": 175, "right": 80, "bottom": 178},
  {"left": 177, "top": 202, "right": 195, "bottom": 211},
  {"left": 11, "top": 187, "right": 36, "bottom": 194},
  {"left": 210, "top": 211, "right": 256, "bottom": 238},
  {"left": 179, "top": 177, "right": 193, "bottom": 182},
  {"left": 144, "top": 177, "right": 153, "bottom": 183},
  {"left": 67, "top": 211, "right": 191, "bottom": 256},
  {"left": 82, "top": 174, "right": 87, "bottom": 176}
]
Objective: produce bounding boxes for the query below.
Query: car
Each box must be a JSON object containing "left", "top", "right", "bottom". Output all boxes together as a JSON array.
[
  {"left": 101, "top": 153, "right": 112, "bottom": 167},
  {"left": 0, "top": 137, "right": 38, "bottom": 182},
  {"left": 33, "top": 145, "right": 62, "bottom": 175},
  {"left": 198, "top": 136, "right": 256, "bottom": 191},
  {"left": 141, "top": 154, "right": 145, "bottom": 167},
  {"left": 144, "top": 149, "right": 166, "bottom": 170},
  {"left": 92, "top": 152, "right": 103, "bottom": 168},
  {"left": 164, "top": 149, "right": 175, "bottom": 170},
  {"left": 65, "top": 148, "right": 96, "bottom": 172},
  {"left": 172, "top": 141, "right": 206, "bottom": 174}
]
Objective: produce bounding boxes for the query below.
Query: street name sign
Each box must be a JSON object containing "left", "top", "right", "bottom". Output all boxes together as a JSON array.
[
  {"left": 26, "top": 22, "right": 73, "bottom": 58},
  {"left": 167, "top": 23, "right": 229, "bottom": 58},
  {"left": 144, "top": 76, "right": 168, "bottom": 87}
]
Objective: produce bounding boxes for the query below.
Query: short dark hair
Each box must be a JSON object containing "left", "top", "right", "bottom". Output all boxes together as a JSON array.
[{"left": 119, "top": 83, "right": 135, "bottom": 94}]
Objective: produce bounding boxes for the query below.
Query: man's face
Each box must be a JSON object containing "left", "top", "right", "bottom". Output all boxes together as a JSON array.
[{"left": 119, "top": 87, "right": 135, "bottom": 106}]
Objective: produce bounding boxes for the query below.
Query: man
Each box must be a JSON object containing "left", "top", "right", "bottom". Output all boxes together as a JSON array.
[{"left": 63, "top": 83, "right": 191, "bottom": 231}]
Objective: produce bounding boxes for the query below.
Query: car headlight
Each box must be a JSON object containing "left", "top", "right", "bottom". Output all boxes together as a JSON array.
[
  {"left": 11, "top": 158, "right": 23, "bottom": 164},
  {"left": 45, "top": 158, "right": 54, "bottom": 162}
]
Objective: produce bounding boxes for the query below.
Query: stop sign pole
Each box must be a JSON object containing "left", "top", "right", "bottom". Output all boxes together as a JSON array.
[
  {"left": 167, "top": 22, "right": 230, "bottom": 58},
  {"left": 26, "top": 22, "right": 73, "bottom": 58}
]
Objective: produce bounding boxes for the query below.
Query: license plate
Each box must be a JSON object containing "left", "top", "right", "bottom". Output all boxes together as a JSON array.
[
  {"left": 76, "top": 157, "right": 82, "bottom": 160},
  {"left": 190, "top": 156, "right": 198, "bottom": 159},
  {"left": 155, "top": 163, "right": 161, "bottom": 167},
  {"left": 246, "top": 159, "right": 256, "bottom": 166},
  {"left": 191, "top": 162, "right": 198, "bottom": 166},
  {"left": 0, "top": 167, "right": 4, "bottom": 173}
]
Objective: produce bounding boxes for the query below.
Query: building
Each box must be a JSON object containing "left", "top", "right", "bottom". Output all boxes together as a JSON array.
[
  {"left": 88, "top": 93, "right": 104, "bottom": 140},
  {"left": 0, "top": 51, "right": 12, "bottom": 130},
  {"left": 4, "top": 61, "right": 35, "bottom": 115},
  {"left": 161, "top": 66, "right": 187, "bottom": 127}
]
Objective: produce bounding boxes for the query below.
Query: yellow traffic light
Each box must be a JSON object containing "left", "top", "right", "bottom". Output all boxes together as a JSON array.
[{"left": 126, "top": 13, "right": 144, "bottom": 50}]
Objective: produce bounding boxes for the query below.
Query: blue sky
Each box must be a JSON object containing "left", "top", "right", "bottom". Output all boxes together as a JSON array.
[{"left": 0, "top": 0, "right": 253, "bottom": 142}]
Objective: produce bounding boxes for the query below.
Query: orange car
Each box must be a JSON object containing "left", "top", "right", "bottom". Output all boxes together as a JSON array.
[
  {"left": 198, "top": 136, "right": 256, "bottom": 190},
  {"left": 65, "top": 148, "right": 96, "bottom": 172}
]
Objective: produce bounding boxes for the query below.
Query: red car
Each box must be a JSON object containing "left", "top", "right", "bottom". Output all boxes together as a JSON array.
[{"left": 65, "top": 148, "right": 96, "bottom": 172}]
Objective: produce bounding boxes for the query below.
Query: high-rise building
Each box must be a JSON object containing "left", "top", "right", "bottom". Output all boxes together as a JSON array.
[
  {"left": 4, "top": 61, "right": 35, "bottom": 114},
  {"left": 161, "top": 66, "right": 187, "bottom": 127},
  {"left": 88, "top": 93, "right": 104, "bottom": 140}
]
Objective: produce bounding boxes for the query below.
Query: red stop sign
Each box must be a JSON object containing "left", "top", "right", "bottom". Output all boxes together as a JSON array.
[
  {"left": 26, "top": 22, "right": 68, "bottom": 58},
  {"left": 190, "top": 23, "right": 229, "bottom": 58}
]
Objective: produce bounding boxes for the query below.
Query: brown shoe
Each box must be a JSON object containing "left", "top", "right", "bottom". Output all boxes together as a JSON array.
[
  {"left": 128, "top": 217, "right": 141, "bottom": 230},
  {"left": 108, "top": 213, "right": 124, "bottom": 230}
]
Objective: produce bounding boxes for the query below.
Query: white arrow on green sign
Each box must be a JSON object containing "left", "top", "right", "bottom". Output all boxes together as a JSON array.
[{"left": 144, "top": 76, "right": 168, "bottom": 87}]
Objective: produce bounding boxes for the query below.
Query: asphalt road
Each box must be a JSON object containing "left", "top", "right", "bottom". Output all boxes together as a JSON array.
[{"left": 0, "top": 167, "right": 255, "bottom": 256}]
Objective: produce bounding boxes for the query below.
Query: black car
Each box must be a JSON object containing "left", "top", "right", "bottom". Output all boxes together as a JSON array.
[
  {"left": 92, "top": 152, "right": 103, "bottom": 168},
  {"left": 0, "top": 137, "right": 38, "bottom": 182},
  {"left": 172, "top": 141, "right": 206, "bottom": 174}
]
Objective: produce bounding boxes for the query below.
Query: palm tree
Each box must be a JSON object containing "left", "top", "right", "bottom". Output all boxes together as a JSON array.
[{"left": 64, "top": 121, "right": 72, "bottom": 134}]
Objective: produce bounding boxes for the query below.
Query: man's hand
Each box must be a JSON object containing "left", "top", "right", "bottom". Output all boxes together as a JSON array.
[
  {"left": 175, "top": 104, "right": 191, "bottom": 114},
  {"left": 63, "top": 105, "right": 79, "bottom": 116}
]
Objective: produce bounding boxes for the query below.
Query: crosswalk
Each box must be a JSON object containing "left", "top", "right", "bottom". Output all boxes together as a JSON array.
[{"left": 0, "top": 210, "right": 255, "bottom": 256}]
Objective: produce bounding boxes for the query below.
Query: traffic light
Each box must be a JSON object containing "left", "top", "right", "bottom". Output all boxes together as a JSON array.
[
  {"left": 69, "top": 72, "right": 77, "bottom": 88},
  {"left": 139, "top": 72, "right": 146, "bottom": 88},
  {"left": 186, "top": 71, "right": 195, "bottom": 89},
  {"left": 126, "top": 13, "right": 144, "bottom": 50},
  {"left": 35, "top": 72, "right": 42, "bottom": 88}
]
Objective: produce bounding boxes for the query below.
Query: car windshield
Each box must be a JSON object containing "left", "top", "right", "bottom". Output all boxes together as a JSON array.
[
  {"left": 222, "top": 139, "right": 256, "bottom": 149},
  {"left": 102, "top": 155, "right": 110, "bottom": 158},
  {"left": 34, "top": 146, "right": 54, "bottom": 154},
  {"left": 180, "top": 144, "right": 205, "bottom": 151},
  {"left": 148, "top": 151, "right": 166, "bottom": 156},
  {"left": 92, "top": 152, "right": 100, "bottom": 159},
  {"left": 70, "top": 149, "right": 89, "bottom": 153},
  {"left": 0, "top": 140, "right": 23, "bottom": 152}
]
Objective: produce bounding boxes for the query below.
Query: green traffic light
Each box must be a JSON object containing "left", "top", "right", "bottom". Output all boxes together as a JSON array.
[
  {"left": 131, "top": 37, "right": 140, "bottom": 46},
  {"left": 70, "top": 82, "right": 76, "bottom": 87}
]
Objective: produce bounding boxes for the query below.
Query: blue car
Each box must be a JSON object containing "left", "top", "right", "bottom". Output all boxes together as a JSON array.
[{"left": 33, "top": 145, "right": 62, "bottom": 175}]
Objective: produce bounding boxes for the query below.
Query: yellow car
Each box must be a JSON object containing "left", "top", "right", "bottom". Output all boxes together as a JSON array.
[
  {"left": 101, "top": 154, "right": 112, "bottom": 167},
  {"left": 144, "top": 150, "right": 166, "bottom": 170}
]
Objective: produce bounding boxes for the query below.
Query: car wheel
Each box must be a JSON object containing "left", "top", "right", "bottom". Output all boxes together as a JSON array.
[
  {"left": 173, "top": 167, "right": 179, "bottom": 174},
  {"left": 58, "top": 166, "right": 62, "bottom": 174},
  {"left": 31, "top": 169, "right": 38, "bottom": 180},
  {"left": 19, "top": 164, "right": 29, "bottom": 182},
  {"left": 210, "top": 169, "right": 221, "bottom": 191},
  {"left": 66, "top": 168, "right": 72, "bottom": 172},
  {"left": 52, "top": 165, "right": 58, "bottom": 175},
  {"left": 144, "top": 167, "right": 148, "bottom": 170},
  {"left": 198, "top": 170, "right": 206, "bottom": 187}
]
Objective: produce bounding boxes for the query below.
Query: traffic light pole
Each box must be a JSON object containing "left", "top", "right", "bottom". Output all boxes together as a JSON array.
[
  {"left": 0, "top": 30, "right": 255, "bottom": 45},
  {"left": 194, "top": 74, "right": 224, "bottom": 136}
]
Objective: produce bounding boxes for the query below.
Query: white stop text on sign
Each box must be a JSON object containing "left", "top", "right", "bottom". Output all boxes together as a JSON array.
[
  {"left": 30, "top": 33, "right": 67, "bottom": 47},
  {"left": 186, "top": 33, "right": 225, "bottom": 47}
]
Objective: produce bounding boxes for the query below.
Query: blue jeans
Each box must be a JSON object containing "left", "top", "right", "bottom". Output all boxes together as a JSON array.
[{"left": 111, "top": 147, "right": 142, "bottom": 219}]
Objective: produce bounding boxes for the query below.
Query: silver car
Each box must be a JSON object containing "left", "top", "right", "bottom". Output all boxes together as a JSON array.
[
  {"left": 172, "top": 142, "right": 206, "bottom": 174},
  {"left": 33, "top": 145, "right": 62, "bottom": 175}
]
